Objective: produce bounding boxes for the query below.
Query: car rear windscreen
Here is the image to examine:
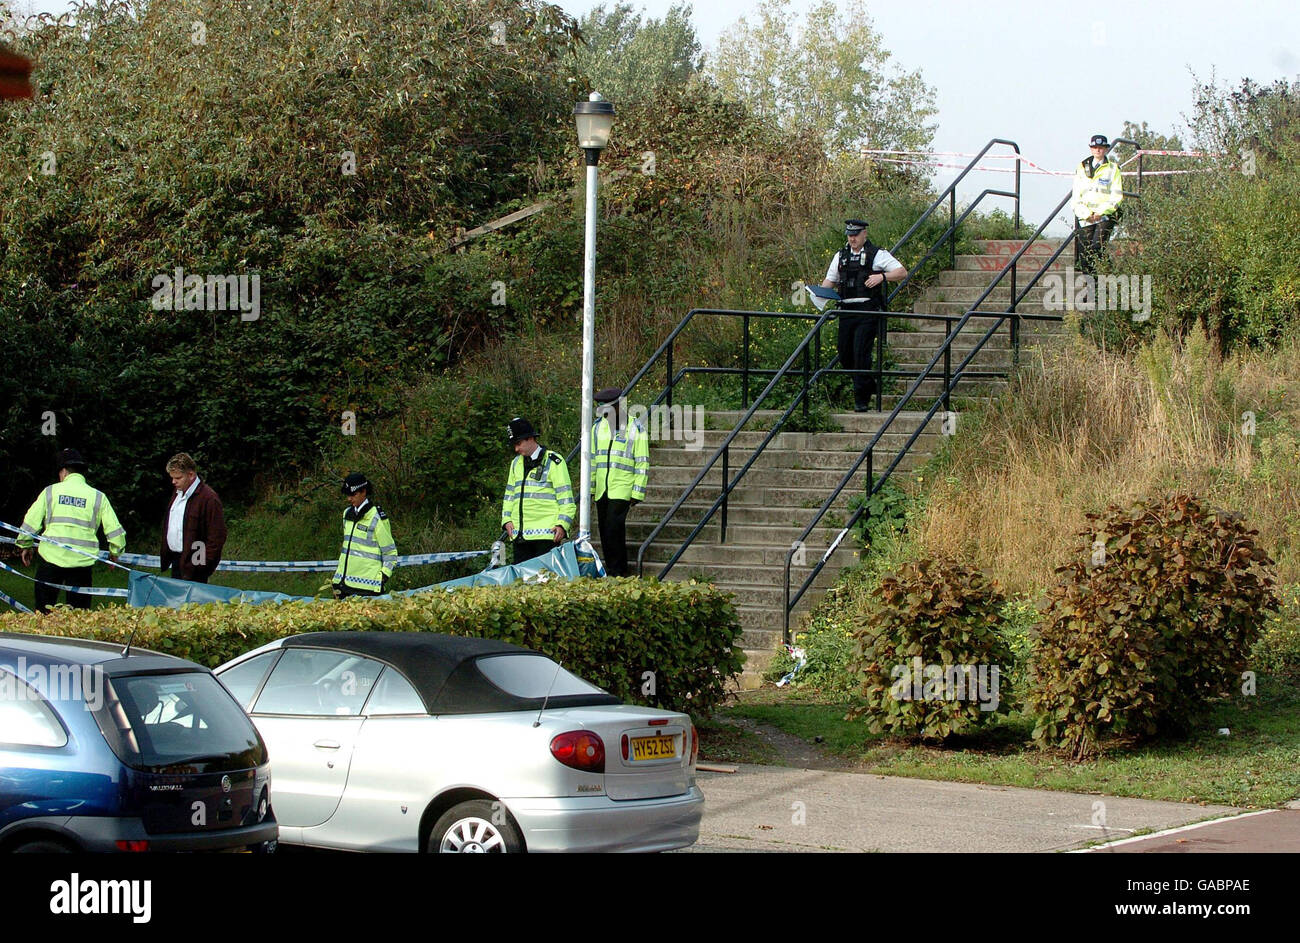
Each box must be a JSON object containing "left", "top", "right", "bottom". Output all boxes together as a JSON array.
[
  {"left": 93, "top": 671, "right": 267, "bottom": 773},
  {"left": 475, "top": 654, "right": 607, "bottom": 698}
]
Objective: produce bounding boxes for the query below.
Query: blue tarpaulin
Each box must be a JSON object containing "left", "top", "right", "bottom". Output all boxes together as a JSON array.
[{"left": 125, "top": 541, "right": 588, "bottom": 609}]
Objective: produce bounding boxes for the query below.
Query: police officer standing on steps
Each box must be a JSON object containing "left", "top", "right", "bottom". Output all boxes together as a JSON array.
[
  {"left": 332, "top": 472, "right": 397, "bottom": 598},
  {"left": 592, "top": 387, "right": 648, "bottom": 577},
  {"left": 16, "top": 449, "right": 126, "bottom": 613},
  {"left": 1072, "top": 134, "right": 1124, "bottom": 276},
  {"left": 821, "top": 219, "right": 908, "bottom": 412},
  {"left": 502, "top": 417, "right": 575, "bottom": 565}
]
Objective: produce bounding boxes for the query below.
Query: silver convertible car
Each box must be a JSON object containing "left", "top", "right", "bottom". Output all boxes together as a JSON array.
[{"left": 214, "top": 631, "right": 703, "bottom": 853}]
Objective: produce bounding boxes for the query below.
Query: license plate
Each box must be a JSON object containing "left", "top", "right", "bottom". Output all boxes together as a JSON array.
[{"left": 630, "top": 734, "right": 678, "bottom": 761}]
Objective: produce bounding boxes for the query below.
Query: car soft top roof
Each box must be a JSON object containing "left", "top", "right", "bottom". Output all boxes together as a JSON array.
[{"left": 281, "top": 631, "right": 620, "bottom": 715}]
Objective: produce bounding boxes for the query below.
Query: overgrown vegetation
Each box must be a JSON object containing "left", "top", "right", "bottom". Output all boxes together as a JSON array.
[
  {"left": 848, "top": 557, "right": 1012, "bottom": 739},
  {"left": 1030, "top": 494, "right": 1278, "bottom": 759}
]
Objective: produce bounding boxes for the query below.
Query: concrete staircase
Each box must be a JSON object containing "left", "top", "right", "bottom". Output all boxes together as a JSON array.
[
  {"left": 615, "top": 238, "right": 1070, "bottom": 685},
  {"left": 888, "top": 239, "right": 1071, "bottom": 399}
]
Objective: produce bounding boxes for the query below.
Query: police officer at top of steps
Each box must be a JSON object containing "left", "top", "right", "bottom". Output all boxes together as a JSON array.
[
  {"left": 1072, "top": 134, "right": 1124, "bottom": 276},
  {"left": 821, "top": 218, "right": 908, "bottom": 412}
]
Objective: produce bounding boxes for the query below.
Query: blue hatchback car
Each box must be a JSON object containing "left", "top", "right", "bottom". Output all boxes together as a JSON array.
[{"left": 0, "top": 633, "right": 277, "bottom": 853}]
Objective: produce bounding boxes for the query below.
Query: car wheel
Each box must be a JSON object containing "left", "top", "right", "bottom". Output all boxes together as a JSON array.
[
  {"left": 12, "top": 838, "right": 74, "bottom": 853},
  {"left": 429, "top": 800, "right": 524, "bottom": 854}
]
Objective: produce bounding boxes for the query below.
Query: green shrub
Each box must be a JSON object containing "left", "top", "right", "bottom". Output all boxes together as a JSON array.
[
  {"left": 762, "top": 583, "right": 860, "bottom": 699},
  {"left": 0, "top": 578, "right": 744, "bottom": 715},
  {"left": 1030, "top": 493, "right": 1278, "bottom": 759},
  {"left": 848, "top": 557, "right": 1011, "bottom": 738},
  {"left": 1252, "top": 586, "right": 1300, "bottom": 680}
]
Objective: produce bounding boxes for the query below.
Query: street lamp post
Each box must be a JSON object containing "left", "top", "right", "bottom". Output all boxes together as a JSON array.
[{"left": 573, "top": 92, "right": 614, "bottom": 548}]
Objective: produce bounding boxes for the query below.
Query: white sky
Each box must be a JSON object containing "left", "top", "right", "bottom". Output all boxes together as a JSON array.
[
  {"left": 554, "top": 0, "right": 1300, "bottom": 233},
  {"left": 16, "top": 0, "right": 1300, "bottom": 233}
]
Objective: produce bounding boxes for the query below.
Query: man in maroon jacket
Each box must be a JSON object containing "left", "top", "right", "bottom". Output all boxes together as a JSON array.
[{"left": 159, "top": 453, "right": 228, "bottom": 582}]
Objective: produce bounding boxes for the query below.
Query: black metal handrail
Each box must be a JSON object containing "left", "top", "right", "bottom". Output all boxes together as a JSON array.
[
  {"left": 780, "top": 197, "right": 1066, "bottom": 639},
  {"left": 634, "top": 308, "right": 1013, "bottom": 580},
  {"left": 633, "top": 308, "right": 838, "bottom": 577},
  {"left": 626, "top": 140, "right": 1026, "bottom": 579},
  {"left": 781, "top": 134, "right": 1143, "bottom": 642},
  {"left": 561, "top": 308, "right": 825, "bottom": 472}
]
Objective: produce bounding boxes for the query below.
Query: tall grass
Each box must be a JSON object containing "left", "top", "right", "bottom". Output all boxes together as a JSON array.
[{"left": 918, "top": 323, "right": 1300, "bottom": 595}]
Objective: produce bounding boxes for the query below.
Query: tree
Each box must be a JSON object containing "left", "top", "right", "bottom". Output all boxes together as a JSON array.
[
  {"left": 574, "top": 3, "right": 702, "bottom": 104},
  {"left": 706, "top": 0, "right": 936, "bottom": 156}
]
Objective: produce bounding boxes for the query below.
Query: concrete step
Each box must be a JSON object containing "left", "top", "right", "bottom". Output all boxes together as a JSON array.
[
  {"left": 634, "top": 503, "right": 865, "bottom": 527},
  {"left": 888, "top": 345, "right": 1012, "bottom": 364},
  {"left": 628, "top": 520, "right": 848, "bottom": 547},
  {"left": 893, "top": 317, "right": 1065, "bottom": 335},
  {"left": 887, "top": 327, "right": 1014, "bottom": 349},
  {"left": 640, "top": 541, "right": 858, "bottom": 569},
  {"left": 705, "top": 409, "right": 936, "bottom": 434},
  {"left": 650, "top": 459, "right": 933, "bottom": 492},
  {"left": 643, "top": 557, "right": 855, "bottom": 591},
  {"left": 953, "top": 255, "right": 1068, "bottom": 274},
  {"left": 649, "top": 439, "right": 942, "bottom": 471},
  {"left": 936, "top": 269, "right": 1065, "bottom": 289},
  {"left": 922, "top": 283, "right": 1053, "bottom": 301}
]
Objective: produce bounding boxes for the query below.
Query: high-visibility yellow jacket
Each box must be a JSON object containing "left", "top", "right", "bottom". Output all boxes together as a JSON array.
[
  {"left": 592, "top": 416, "right": 648, "bottom": 502},
  {"left": 16, "top": 473, "right": 126, "bottom": 567},
  {"left": 333, "top": 501, "right": 397, "bottom": 592},
  {"left": 501, "top": 449, "right": 575, "bottom": 539},
  {"left": 1072, "top": 156, "right": 1123, "bottom": 222}
]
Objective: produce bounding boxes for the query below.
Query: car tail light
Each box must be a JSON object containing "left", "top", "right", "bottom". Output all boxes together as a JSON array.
[
  {"left": 551, "top": 730, "right": 605, "bottom": 773},
  {"left": 689, "top": 725, "right": 699, "bottom": 765},
  {"left": 621, "top": 734, "right": 629, "bottom": 761},
  {"left": 115, "top": 840, "right": 150, "bottom": 852}
]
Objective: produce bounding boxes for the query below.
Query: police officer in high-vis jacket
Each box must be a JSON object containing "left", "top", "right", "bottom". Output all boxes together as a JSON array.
[
  {"left": 1072, "top": 133, "right": 1124, "bottom": 275},
  {"left": 592, "top": 388, "right": 648, "bottom": 577},
  {"left": 332, "top": 472, "right": 397, "bottom": 597},
  {"left": 821, "top": 219, "right": 908, "bottom": 412},
  {"left": 16, "top": 449, "right": 126, "bottom": 612},
  {"left": 502, "top": 417, "right": 575, "bottom": 565}
]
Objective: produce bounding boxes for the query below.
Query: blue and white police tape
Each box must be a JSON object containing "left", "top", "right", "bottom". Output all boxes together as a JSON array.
[
  {"left": 116, "top": 549, "right": 490, "bottom": 572},
  {"left": 0, "top": 586, "right": 33, "bottom": 613},
  {"left": 0, "top": 559, "right": 129, "bottom": 598},
  {"left": 0, "top": 522, "right": 132, "bottom": 571}
]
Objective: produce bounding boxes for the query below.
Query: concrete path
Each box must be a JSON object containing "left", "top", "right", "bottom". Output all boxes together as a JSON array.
[{"left": 687, "top": 764, "right": 1243, "bottom": 853}]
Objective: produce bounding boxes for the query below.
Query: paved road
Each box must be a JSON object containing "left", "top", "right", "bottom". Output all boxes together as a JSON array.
[
  {"left": 688, "top": 764, "right": 1245, "bottom": 853},
  {"left": 1085, "top": 808, "right": 1300, "bottom": 853}
]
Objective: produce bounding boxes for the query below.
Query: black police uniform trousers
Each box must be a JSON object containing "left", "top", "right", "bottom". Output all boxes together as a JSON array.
[
  {"left": 1074, "top": 216, "right": 1116, "bottom": 276},
  {"left": 513, "top": 538, "right": 555, "bottom": 564},
  {"left": 34, "top": 560, "right": 93, "bottom": 613},
  {"left": 837, "top": 307, "right": 881, "bottom": 409},
  {"left": 596, "top": 496, "right": 631, "bottom": 577}
]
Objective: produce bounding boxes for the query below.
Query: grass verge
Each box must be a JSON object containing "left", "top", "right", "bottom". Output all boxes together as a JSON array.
[{"left": 722, "top": 678, "right": 1300, "bottom": 808}]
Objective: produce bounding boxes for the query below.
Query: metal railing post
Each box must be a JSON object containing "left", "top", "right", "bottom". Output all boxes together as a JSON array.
[
  {"left": 666, "top": 341, "right": 674, "bottom": 414},
  {"left": 949, "top": 189, "right": 957, "bottom": 270},
  {"left": 720, "top": 443, "right": 729, "bottom": 543},
  {"left": 742, "top": 313, "right": 751, "bottom": 408},
  {"left": 802, "top": 342, "right": 810, "bottom": 424},
  {"left": 943, "top": 324, "right": 952, "bottom": 414}
]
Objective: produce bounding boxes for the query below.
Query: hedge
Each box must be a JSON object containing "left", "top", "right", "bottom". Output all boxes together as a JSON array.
[{"left": 0, "top": 578, "right": 744, "bottom": 716}]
